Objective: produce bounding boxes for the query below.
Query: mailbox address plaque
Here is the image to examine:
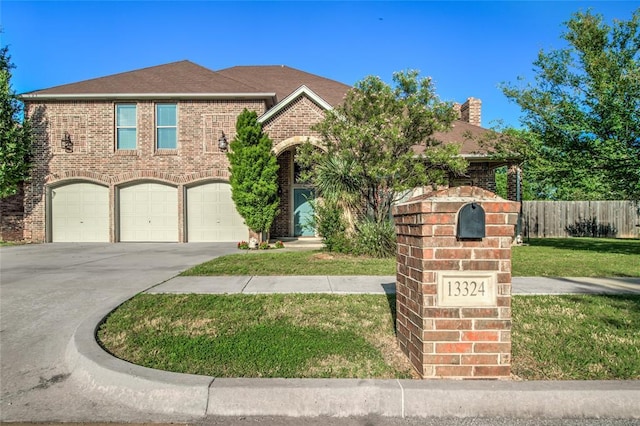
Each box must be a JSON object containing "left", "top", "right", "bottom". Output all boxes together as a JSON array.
[{"left": 437, "top": 271, "right": 498, "bottom": 307}]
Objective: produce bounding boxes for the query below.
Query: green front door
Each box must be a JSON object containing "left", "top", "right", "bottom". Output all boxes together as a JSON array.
[{"left": 294, "top": 188, "right": 315, "bottom": 237}]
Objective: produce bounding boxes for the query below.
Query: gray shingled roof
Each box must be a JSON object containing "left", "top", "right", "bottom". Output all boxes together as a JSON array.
[
  {"left": 23, "top": 61, "right": 350, "bottom": 107},
  {"left": 430, "top": 120, "right": 492, "bottom": 157},
  {"left": 23, "top": 61, "right": 268, "bottom": 96},
  {"left": 216, "top": 65, "right": 350, "bottom": 106}
]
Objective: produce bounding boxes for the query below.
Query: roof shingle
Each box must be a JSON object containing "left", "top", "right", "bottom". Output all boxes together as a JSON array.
[
  {"left": 216, "top": 65, "right": 350, "bottom": 106},
  {"left": 24, "top": 60, "right": 266, "bottom": 96}
]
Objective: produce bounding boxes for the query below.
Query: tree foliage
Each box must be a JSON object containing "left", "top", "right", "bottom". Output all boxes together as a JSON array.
[
  {"left": 478, "top": 127, "right": 564, "bottom": 200},
  {"left": 501, "top": 9, "right": 640, "bottom": 200},
  {"left": 227, "top": 109, "right": 279, "bottom": 239},
  {"left": 298, "top": 70, "right": 467, "bottom": 223},
  {"left": 0, "top": 44, "right": 33, "bottom": 198}
]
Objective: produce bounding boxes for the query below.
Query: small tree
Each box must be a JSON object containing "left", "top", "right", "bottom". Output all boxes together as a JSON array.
[
  {"left": 298, "top": 70, "right": 467, "bottom": 224},
  {"left": 0, "top": 44, "right": 33, "bottom": 198},
  {"left": 227, "top": 109, "right": 279, "bottom": 241},
  {"left": 501, "top": 10, "right": 640, "bottom": 200}
]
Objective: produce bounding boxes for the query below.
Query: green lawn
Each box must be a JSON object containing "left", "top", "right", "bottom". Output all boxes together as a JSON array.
[
  {"left": 181, "top": 250, "right": 396, "bottom": 276},
  {"left": 182, "top": 238, "right": 640, "bottom": 277},
  {"left": 512, "top": 294, "right": 640, "bottom": 380},
  {"left": 98, "top": 293, "right": 640, "bottom": 380},
  {"left": 99, "top": 237, "right": 640, "bottom": 380},
  {"left": 98, "top": 293, "right": 416, "bottom": 379},
  {"left": 512, "top": 238, "right": 640, "bottom": 277}
]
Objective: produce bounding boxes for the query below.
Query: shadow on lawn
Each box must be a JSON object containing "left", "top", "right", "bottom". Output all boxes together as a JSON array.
[
  {"left": 526, "top": 238, "right": 640, "bottom": 256},
  {"left": 560, "top": 294, "right": 640, "bottom": 328}
]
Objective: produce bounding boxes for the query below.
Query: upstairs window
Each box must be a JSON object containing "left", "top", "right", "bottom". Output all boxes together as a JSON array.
[
  {"left": 116, "top": 104, "right": 137, "bottom": 149},
  {"left": 156, "top": 104, "right": 177, "bottom": 149}
]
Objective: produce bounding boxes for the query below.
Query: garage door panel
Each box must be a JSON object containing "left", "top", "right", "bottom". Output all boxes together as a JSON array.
[
  {"left": 52, "top": 183, "right": 109, "bottom": 242},
  {"left": 187, "top": 183, "right": 248, "bottom": 242},
  {"left": 119, "top": 183, "right": 178, "bottom": 242}
]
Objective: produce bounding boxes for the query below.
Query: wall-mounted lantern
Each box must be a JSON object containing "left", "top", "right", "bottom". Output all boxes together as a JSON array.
[
  {"left": 218, "top": 131, "right": 228, "bottom": 152},
  {"left": 61, "top": 132, "right": 73, "bottom": 153}
]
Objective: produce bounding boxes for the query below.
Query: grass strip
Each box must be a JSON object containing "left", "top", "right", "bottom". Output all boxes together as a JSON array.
[
  {"left": 98, "top": 293, "right": 416, "bottom": 379},
  {"left": 181, "top": 238, "right": 640, "bottom": 277},
  {"left": 512, "top": 294, "right": 640, "bottom": 380},
  {"left": 181, "top": 250, "right": 396, "bottom": 276},
  {"left": 99, "top": 293, "right": 640, "bottom": 380},
  {"left": 512, "top": 238, "right": 640, "bottom": 277}
]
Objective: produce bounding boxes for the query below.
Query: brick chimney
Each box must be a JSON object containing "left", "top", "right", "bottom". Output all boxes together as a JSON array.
[{"left": 456, "top": 97, "right": 482, "bottom": 127}]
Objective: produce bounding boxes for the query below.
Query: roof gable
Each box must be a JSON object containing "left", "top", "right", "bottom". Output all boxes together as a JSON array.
[
  {"left": 258, "top": 85, "right": 333, "bottom": 124},
  {"left": 216, "top": 65, "right": 350, "bottom": 107}
]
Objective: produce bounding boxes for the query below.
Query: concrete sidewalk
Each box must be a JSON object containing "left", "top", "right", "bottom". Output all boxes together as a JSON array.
[
  {"left": 62, "top": 274, "right": 640, "bottom": 420},
  {"left": 147, "top": 275, "right": 640, "bottom": 295}
]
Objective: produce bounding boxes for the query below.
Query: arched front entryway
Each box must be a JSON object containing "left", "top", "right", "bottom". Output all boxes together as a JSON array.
[{"left": 271, "top": 138, "right": 323, "bottom": 238}]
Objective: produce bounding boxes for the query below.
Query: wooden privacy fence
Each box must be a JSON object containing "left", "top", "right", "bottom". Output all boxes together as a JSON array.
[{"left": 521, "top": 201, "right": 640, "bottom": 239}]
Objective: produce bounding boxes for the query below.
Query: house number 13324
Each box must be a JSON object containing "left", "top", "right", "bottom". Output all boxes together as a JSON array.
[{"left": 447, "top": 280, "right": 485, "bottom": 297}]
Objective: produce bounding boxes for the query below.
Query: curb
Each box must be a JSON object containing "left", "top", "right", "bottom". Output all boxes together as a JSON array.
[
  {"left": 66, "top": 302, "right": 640, "bottom": 419},
  {"left": 65, "top": 301, "right": 214, "bottom": 417}
]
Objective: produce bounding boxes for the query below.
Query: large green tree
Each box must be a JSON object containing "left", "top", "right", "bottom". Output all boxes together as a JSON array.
[
  {"left": 501, "top": 10, "right": 640, "bottom": 200},
  {"left": 0, "top": 44, "right": 33, "bottom": 198},
  {"left": 227, "top": 109, "right": 279, "bottom": 241},
  {"left": 298, "top": 70, "right": 467, "bottom": 223}
]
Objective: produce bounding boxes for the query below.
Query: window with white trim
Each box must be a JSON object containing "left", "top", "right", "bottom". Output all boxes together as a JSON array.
[
  {"left": 156, "top": 103, "right": 177, "bottom": 149},
  {"left": 116, "top": 104, "right": 137, "bottom": 149}
]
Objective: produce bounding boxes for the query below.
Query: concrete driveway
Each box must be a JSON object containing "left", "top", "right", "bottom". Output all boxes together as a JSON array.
[{"left": 0, "top": 242, "right": 236, "bottom": 422}]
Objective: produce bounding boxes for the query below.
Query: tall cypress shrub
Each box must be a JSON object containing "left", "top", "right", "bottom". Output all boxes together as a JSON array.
[{"left": 227, "top": 109, "right": 279, "bottom": 241}]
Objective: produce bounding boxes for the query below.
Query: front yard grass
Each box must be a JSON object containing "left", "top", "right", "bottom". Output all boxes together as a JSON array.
[
  {"left": 181, "top": 250, "right": 396, "bottom": 276},
  {"left": 98, "top": 293, "right": 640, "bottom": 380},
  {"left": 182, "top": 238, "right": 640, "bottom": 277},
  {"left": 512, "top": 238, "right": 639, "bottom": 277},
  {"left": 98, "top": 293, "right": 417, "bottom": 379},
  {"left": 100, "top": 238, "right": 639, "bottom": 380}
]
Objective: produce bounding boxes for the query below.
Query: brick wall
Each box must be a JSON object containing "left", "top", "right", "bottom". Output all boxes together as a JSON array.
[
  {"left": 507, "top": 165, "right": 521, "bottom": 201},
  {"left": 393, "top": 186, "right": 519, "bottom": 379},
  {"left": 263, "top": 96, "right": 325, "bottom": 143},
  {"left": 0, "top": 186, "right": 25, "bottom": 241},
  {"left": 272, "top": 149, "right": 292, "bottom": 237},
  {"left": 459, "top": 98, "right": 481, "bottom": 127},
  {"left": 449, "top": 162, "right": 497, "bottom": 195},
  {"left": 5, "top": 92, "right": 505, "bottom": 243},
  {"left": 18, "top": 99, "right": 265, "bottom": 242},
  {"left": 265, "top": 95, "right": 327, "bottom": 239}
]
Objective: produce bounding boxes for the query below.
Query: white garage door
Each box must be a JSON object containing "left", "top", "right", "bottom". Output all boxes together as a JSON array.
[
  {"left": 119, "top": 183, "right": 178, "bottom": 242},
  {"left": 51, "top": 183, "right": 109, "bottom": 242},
  {"left": 187, "top": 182, "right": 248, "bottom": 242}
]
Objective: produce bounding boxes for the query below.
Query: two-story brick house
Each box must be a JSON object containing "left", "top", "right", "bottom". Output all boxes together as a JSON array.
[{"left": 1, "top": 60, "right": 510, "bottom": 243}]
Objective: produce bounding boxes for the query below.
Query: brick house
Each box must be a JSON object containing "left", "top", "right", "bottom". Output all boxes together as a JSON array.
[{"left": 1, "top": 61, "right": 513, "bottom": 243}]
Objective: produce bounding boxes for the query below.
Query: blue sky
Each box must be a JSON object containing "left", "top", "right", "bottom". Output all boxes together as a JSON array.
[{"left": 2, "top": 1, "right": 638, "bottom": 128}]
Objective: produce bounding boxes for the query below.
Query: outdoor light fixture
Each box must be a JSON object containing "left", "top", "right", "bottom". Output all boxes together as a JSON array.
[
  {"left": 218, "top": 131, "right": 228, "bottom": 152},
  {"left": 61, "top": 132, "right": 73, "bottom": 153}
]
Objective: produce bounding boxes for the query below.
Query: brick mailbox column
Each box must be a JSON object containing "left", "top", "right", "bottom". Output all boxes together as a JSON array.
[{"left": 393, "top": 186, "right": 520, "bottom": 379}]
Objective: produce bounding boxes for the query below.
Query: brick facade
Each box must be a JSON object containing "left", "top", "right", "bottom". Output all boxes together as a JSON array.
[
  {"left": 1, "top": 93, "right": 334, "bottom": 243},
  {"left": 0, "top": 187, "right": 25, "bottom": 241},
  {"left": 453, "top": 98, "right": 482, "bottom": 127},
  {"left": 393, "top": 186, "right": 519, "bottom": 379},
  {"left": 272, "top": 150, "right": 292, "bottom": 237},
  {"left": 11, "top": 100, "right": 264, "bottom": 242},
  {"left": 0, "top": 61, "right": 514, "bottom": 243}
]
